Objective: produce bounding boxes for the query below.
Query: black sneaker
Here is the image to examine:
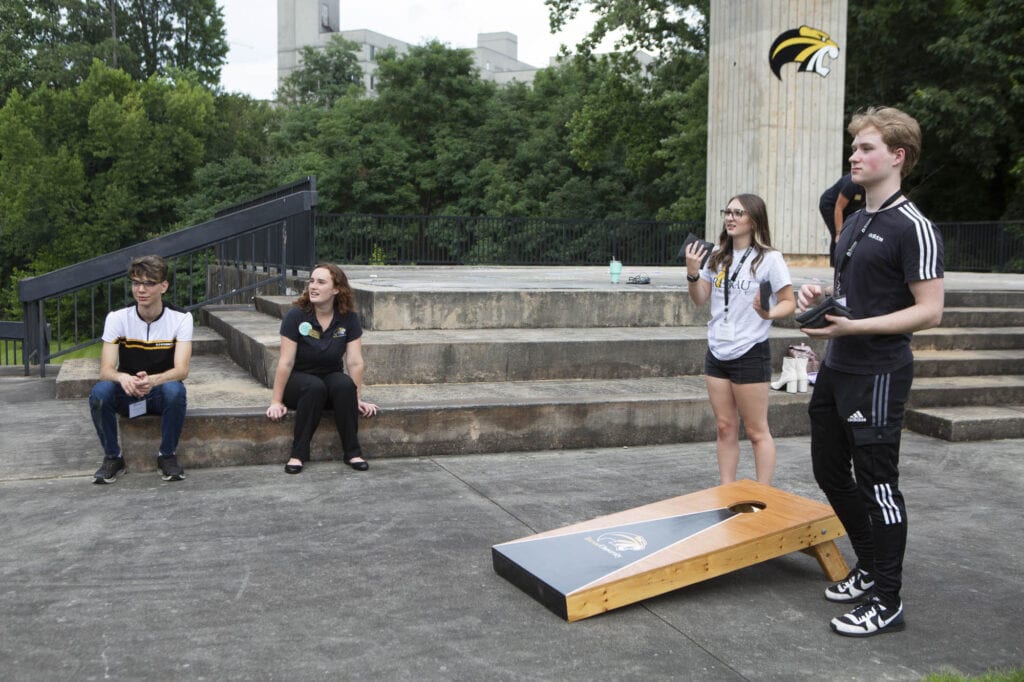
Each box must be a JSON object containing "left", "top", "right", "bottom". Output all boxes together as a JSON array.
[
  {"left": 94, "top": 457, "right": 126, "bottom": 484},
  {"left": 158, "top": 455, "right": 185, "bottom": 482},
  {"left": 830, "top": 596, "right": 905, "bottom": 637},
  {"left": 825, "top": 567, "right": 874, "bottom": 603}
]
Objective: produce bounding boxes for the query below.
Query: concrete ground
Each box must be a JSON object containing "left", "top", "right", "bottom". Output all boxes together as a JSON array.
[{"left": 1, "top": 373, "right": 1022, "bottom": 680}]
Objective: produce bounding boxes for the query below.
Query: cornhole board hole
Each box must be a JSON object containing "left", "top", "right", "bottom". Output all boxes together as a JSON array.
[{"left": 492, "top": 480, "right": 848, "bottom": 622}]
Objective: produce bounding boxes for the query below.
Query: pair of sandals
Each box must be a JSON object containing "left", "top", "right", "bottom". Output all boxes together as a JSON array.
[{"left": 284, "top": 455, "right": 368, "bottom": 474}]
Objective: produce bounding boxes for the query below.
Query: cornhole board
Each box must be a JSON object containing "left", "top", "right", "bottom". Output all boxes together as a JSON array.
[{"left": 492, "top": 480, "right": 848, "bottom": 621}]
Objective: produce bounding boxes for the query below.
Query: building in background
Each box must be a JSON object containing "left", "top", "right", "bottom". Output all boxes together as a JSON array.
[{"left": 277, "top": 0, "right": 541, "bottom": 95}]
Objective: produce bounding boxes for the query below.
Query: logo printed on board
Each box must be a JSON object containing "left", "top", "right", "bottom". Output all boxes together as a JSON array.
[{"left": 587, "top": 532, "right": 648, "bottom": 558}]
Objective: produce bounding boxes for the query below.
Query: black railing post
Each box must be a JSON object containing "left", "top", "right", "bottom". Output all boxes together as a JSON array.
[{"left": 22, "top": 301, "right": 50, "bottom": 377}]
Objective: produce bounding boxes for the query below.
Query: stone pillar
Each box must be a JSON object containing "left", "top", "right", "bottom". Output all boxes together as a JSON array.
[{"left": 706, "top": 0, "right": 848, "bottom": 262}]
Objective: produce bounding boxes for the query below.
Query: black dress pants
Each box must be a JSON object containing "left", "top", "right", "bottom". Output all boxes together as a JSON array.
[{"left": 283, "top": 370, "right": 363, "bottom": 462}]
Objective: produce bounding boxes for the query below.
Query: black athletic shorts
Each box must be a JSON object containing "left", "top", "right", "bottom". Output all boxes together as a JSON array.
[{"left": 704, "top": 339, "right": 772, "bottom": 384}]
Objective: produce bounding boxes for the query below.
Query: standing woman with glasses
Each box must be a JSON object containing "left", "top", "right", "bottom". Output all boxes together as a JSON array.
[
  {"left": 684, "top": 194, "right": 795, "bottom": 484},
  {"left": 266, "top": 263, "right": 378, "bottom": 474}
]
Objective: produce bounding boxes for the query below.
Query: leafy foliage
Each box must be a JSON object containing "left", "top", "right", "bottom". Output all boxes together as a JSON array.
[
  {"left": 278, "top": 34, "right": 364, "bottom": 106},
  {"left": 0, "top": 0, "right": 227, "bottom": 103},
  {"left": 846, "top": 0, "right": 1024, "bottom": 220},
  {"left": 0, "top": 61, "right": 216, "bottom": 315}
]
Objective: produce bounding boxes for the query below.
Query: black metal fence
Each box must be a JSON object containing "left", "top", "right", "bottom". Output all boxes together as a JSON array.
[
  {"left": 317, "top": 213, "right": 1024, "bottom": 271},
  {"left": 0, "top": 322, "right": 34, "bottom": 367},
  {"left": 315, "top": 213, "right": 704, "bottom": 266},
  {"left": 937, "top": 221, "right": 1024, "bottom": 272}
]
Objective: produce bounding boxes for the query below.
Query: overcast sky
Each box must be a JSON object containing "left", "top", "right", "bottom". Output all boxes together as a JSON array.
[{"left": 219, "top": 0, "right": 610, "bottom": 100}]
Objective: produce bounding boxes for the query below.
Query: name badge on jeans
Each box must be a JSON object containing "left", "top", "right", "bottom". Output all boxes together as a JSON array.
[{"left": 129, "top": 399, "right": 147, "bottom": 419}]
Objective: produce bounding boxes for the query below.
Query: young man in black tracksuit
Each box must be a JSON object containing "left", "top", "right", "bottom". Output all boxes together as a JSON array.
[{"left": 798, "top": 107, "right": 945, "bottom": 637}]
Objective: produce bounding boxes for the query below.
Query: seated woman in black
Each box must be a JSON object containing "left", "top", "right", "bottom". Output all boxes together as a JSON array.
[{"left": 266, "top": 263, "right": 379, "bottom": 473}]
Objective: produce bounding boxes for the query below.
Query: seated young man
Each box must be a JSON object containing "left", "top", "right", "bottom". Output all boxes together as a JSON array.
[{"left": 90, "top": 255, "right": 193, "bottom": 483}]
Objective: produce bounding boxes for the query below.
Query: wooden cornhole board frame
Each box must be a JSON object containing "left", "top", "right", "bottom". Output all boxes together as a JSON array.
[{"left": 492, "top": 480, "right": 849, "bottom": 621}]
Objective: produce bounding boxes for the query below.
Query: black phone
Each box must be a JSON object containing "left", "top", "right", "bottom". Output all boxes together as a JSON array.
[
  {"left": 678, "top": 233, "right": 714, "bottom": 268},
  {"left": 760, "top": 281, "right": 772, "bottom": 310}
]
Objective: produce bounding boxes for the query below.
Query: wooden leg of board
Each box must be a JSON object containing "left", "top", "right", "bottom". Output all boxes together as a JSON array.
[{"left": 802, "top": 540, "right": 849, "bottom": 582}]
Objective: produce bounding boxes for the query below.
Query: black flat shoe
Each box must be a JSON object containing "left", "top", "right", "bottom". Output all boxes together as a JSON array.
[
  {"left": 284, "top": 462, "right": 303, "bottom": 474},
  {"left": 344, "top": 457, "right": 369, "bottom": 471}
]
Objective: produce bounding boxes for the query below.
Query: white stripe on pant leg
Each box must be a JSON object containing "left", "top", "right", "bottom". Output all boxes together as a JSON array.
[
  {"left": 872, "top": 374, "right": 891, "bottom": 428},
  {"left": 874, "top": 483, "right": 902, "bottom": 525}
]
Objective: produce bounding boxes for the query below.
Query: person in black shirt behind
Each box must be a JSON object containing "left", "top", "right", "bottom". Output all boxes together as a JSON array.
[
  {"left": 266, "top": 263, "right": 378, "bottom": 474},
  {"left": 819, "top": 173, "right": 865, "bottom": 266}
]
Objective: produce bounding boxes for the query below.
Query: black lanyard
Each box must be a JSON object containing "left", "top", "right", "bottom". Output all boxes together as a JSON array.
[
  {"left": 722, "top": 246, "right": 753, "bottom": 315},
  {"left": 834, "top": 190, "right": 903, "bottom": 297}
]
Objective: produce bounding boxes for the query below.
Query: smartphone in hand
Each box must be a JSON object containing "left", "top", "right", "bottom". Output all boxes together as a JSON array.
[{"left": 760, "top": 281, "right": 772, "bottom": 310}]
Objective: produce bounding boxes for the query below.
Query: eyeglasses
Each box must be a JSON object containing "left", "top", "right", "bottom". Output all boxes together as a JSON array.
[
  {"left": 720, "top": 208, "right": 747, "bottom": 218},
  {"left": 130, "top": 279, "right": 161, "bottom": 289}
]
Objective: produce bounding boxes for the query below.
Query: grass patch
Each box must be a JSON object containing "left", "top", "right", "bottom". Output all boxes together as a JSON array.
[
  {"left": 0, "top": 340, "right": 102, "bottom": 366},
  {"left": 49, "top": 342, "right": 103, "bottom": 362},
  {"left": 924, "top": 669, "right": 1024, "bottom": 682}
]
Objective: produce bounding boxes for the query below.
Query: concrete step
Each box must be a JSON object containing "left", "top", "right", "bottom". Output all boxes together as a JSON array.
[
  {"left": 114, "top": 375, "right": 814, "bottom": 472},
  {"left": 944, "top": 290, "right": 1024, "bottom": 308},
  {"left": 102, "top": 369, "right": 1024, "bottom": 471},
  {"left": 205, "top": 304, "right": 830, "bottom": 386},
  {"left": 257, "top": 284, "right": 1024, "bottom": 340},
  {"left": 210, "top": 300, "right": 1024, "bottom": 389},
  {"left": 54, "top": 326, "right": 228, "bottom": 399},
  {"left": 908, "top": 375, "right": 1024, "bottom": 408},
  {"left": 905, "top": 405, "right": 1024, "bottom": 442},
  {"left": 260, "top": 282, "right": 714, "bottom": 330},
  {"left": 201, "top": 305, "right": 280, "bottom": 387},
  {"left": 940, "top": 307, "right": 1024, "bottom": 327},
  {"left": 912, "top": 327, "right": 1024, "bottom": 351},
  {"left": 913, "top": 349, "right": 1024, "bottom": 377}
]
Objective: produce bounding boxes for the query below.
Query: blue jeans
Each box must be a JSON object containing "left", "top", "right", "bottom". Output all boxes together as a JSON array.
[{"left": 89, "top": 380, "right": 187, "bottom": 458}]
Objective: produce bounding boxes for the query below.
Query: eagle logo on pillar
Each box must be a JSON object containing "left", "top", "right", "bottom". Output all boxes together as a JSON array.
[{"left": 769, "top": 26, "right": 839, "bottom": 80}]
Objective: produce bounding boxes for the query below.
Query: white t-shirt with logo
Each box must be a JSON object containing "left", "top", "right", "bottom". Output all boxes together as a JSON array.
[{"left": 700, "top": 248, "right": 791, "bottom": 361}]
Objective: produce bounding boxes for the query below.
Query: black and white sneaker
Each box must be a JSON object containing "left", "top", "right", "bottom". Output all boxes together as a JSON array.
[
  {"left": 830, "top": 596, "right": 905, "bottom": 637},
  {"left": 158, "top": 455, "right": 185, "bottom": 482},
  {"left": 825, "top": 567, "right": 874, "bottom": 603},
  {"left": 93, "top": 457, "right": 126, "bottom": 484}
]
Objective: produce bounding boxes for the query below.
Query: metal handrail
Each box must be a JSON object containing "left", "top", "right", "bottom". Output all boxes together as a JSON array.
[{"left": 15, "top": 178, "right": 319, "bottom": 376}]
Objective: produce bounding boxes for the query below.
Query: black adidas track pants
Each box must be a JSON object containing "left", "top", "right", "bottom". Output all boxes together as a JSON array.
[{"left": 808, "top": 361, "right": 914, "bottom": 607}]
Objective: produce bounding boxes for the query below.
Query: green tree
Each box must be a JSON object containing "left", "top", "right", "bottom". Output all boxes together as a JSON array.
[
  {"left": 0, "top": 0, "right": 227, "bottom": 103},
  {"left": 546, "top": 0, "right": 709, "bottom": 57},
  {"left": 354, "top": 42, "right": 496, "bottom": 216},
  {"left": 0, "top": 60, "right": 216, "bottom": 304},
  {"left": 278, "top": 34, "right": 364, "bottom": 106},
  {"left": 545, "top": 1, "right": 710, "bottom": 221},
  {"left": 844, "top": 0, "right": 1024, "bottom": 220}
]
